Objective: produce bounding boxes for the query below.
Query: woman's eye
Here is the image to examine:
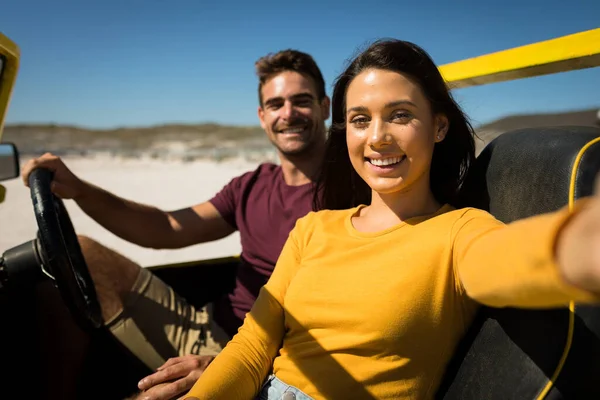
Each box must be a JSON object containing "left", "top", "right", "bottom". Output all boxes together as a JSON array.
[
  {"left": 392, "top": 112, "right": 411, "bottom": 121},
  {"left": 350, "top": 117, "right": 369, "bottom": 126}
]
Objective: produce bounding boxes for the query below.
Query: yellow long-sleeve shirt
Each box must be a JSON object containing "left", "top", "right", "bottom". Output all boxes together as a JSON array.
[{"left": 186, "top": 203, "right": 598, "bottom": 399}]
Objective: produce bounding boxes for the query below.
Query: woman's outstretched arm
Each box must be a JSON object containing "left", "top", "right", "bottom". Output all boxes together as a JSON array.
[{"left": 455, "top": 198, "right": 600, "bottom": 307}]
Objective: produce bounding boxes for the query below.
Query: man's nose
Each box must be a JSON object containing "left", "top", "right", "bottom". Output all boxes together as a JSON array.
[{"left": 281, "top": 101, "right": 296, "bottom": 120}]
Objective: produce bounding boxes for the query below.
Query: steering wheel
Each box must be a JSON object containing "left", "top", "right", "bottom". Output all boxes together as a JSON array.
[{"left": 29, "top": 168, "right": 103, "bottom": 330}]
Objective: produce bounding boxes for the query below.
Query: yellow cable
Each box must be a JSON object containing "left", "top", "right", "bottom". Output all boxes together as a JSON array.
[{"left": 535, "top": 136, "right": 600, "bottom": 399}]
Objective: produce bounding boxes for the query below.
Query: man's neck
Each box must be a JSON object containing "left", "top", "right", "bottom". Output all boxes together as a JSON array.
[{"left": 278, "top": 148, "right": 323, "bottom": 186}]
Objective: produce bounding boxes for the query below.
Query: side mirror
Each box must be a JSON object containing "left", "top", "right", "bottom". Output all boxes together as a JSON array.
[{"left": 0, "top": 142, "right": 20, "bottom": 181}]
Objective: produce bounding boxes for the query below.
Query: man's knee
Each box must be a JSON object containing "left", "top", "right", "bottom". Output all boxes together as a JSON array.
[
  {"left": 77, "top": 235, "right": 137, "bottom": 270},
  {"left": 75, "top": 235, "right": 144, "bottom": 321},
  {"left": 77, "top": 234, "right": 103, "bottom": 257},
  {"left": 76, "top": 234, "right": 141, "bottom": 295}
]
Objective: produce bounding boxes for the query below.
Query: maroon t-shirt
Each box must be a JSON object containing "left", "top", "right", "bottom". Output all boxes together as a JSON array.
[{"left": 209, "top": 163, "right": 314, "bottom": 337}]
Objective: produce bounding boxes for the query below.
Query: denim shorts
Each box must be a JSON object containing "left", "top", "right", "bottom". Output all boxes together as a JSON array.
[{"left": 256, "top": 375, "right": 315, "bottom": 400}]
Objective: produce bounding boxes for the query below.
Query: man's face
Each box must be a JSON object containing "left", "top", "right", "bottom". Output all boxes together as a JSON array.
[{"left": 258, "top": 71, "right": 330, "bottom": 158}]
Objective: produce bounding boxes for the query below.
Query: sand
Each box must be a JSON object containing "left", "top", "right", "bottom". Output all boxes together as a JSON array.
[{"left": 0, "top": 155, "right": 273, "bottom": 267}]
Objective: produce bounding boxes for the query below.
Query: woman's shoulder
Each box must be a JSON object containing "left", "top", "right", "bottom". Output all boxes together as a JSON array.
[
  {"left": 446, "top": 206, "right": 496, "bottom": 218},
  {"left": 293, "top": 207, "right": 360, "bottom": 233},
  {"left": 300, "top": 207, "right": 358, "bottom": 223},
  {"left": 299, "top": 206, "right": 497, "bottom": 229},
  {"left": 435, "top": 206, "right": 505, "bottom": 239},
  {"left": 436, "top": 205, "right": 501, "bottom": 226}
]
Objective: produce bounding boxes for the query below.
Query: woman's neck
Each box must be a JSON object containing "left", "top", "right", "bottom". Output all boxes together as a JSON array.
[{"left": 354, "top": 179, "right": 441, "bottom": 233}]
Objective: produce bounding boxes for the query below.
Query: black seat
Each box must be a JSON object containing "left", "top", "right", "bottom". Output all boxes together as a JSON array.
[{"left": 437, "top": 126, "right": 600, "bottom": 400}]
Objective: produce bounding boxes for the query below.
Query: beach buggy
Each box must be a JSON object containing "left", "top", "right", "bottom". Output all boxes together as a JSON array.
[{"left": 1, "top": 29, "right": 600, "bottom": 399}]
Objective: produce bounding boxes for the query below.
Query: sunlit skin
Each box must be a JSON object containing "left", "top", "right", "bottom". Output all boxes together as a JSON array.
[
  {"left": 258, "top": 71, "right": 330, "bottom": 159},
  {"left": 345, "top": 69, "right": 449, "bottom": 233}
]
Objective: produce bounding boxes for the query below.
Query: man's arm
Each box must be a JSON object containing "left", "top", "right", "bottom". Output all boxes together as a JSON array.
[
  {"left": 22, "top": 153, "right": 236, "bottom": 249},
  {"left": 76, "top": 186, "right": 235, "bottom": 248}
]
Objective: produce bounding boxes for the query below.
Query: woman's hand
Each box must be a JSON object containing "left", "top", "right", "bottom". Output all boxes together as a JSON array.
[{"left": 557, "top": 174, "right": 600, "bottom": 295}]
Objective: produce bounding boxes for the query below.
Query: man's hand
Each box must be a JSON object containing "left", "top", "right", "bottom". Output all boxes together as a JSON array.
[
  {"left": 21, "top": 152, "right": 87, "bottom": 199},
  {"left": 136, "top": 355, "right": 214, "bottom": 400}
]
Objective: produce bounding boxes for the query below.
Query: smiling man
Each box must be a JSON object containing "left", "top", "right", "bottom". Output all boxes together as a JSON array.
[{"left": 22, "top": 49, "right": 330, "bottom": 400}]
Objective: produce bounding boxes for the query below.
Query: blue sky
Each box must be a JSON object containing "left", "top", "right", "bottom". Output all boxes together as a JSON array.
[{"left": 1, "top": 0, "right": 598, "bottom": 129}]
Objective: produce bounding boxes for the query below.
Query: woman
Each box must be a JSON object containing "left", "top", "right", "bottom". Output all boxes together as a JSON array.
[{"left": 183, "top": 40, "right": 600, "bottom": 399}]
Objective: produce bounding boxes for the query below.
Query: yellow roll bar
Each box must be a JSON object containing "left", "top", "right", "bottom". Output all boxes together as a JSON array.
[{"left": 440, "top": 28, "right": 600, "bottom": 88}]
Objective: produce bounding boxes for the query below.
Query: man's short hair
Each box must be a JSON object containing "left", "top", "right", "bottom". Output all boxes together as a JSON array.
[{"left": 255, "top": 49, "right": 326, "bottom": 106}]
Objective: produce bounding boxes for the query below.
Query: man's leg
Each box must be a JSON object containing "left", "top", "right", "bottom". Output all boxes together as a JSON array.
[
  {"left": 81, "top": 237, "right": 231, "bottom": 400},
  {"left": 33, "top": 235, "right": 143, "bottom": 399},
  {"left": 37, "top": 235, "right": 211, "bottom": 398},
  {"left": 78, "top": 235, "right": 142, "bottom": 323},
  {"left": 199, "top": 302, "right": 231, "bottom": 356},
  {"left": 78, "top": 236, "right": 209, "bottom": 369}
]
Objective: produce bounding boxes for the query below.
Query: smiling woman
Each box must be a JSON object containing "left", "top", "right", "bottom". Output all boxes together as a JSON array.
[
  {"left": 315, "top": 41, "right": 475, "bottom": 213},
  {"left": 181, "top": 39, "right": 600, "bottom": 400},
  {"left": 344, "top": 68, "right": 446, "bottom": 231}
]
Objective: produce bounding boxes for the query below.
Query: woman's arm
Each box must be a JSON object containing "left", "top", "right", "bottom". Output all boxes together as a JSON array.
[
  {"left": 454, "top": 199, "right": 600, "bottom": 307},
  {"left": 183, "top": 216, "right": 309, "bottom": 399}
]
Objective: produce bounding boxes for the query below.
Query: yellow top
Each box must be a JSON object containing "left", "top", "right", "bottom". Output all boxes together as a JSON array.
[{"left": 185, "top": 203, "right": 597, "bottom": 399}]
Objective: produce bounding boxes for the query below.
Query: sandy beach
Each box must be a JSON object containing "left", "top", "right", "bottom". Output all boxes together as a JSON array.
[{"left": 0, "top": 155, "right": 274, "bottom": 267}]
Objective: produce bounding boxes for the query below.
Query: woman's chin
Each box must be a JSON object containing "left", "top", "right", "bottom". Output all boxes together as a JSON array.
[{"left": 368, "top": 178, "right": 408, "bottom": 196}]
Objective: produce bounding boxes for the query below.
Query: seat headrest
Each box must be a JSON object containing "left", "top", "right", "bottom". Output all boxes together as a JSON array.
[{"left": 460, "top": 126, "right": 600, "bottom": 223}]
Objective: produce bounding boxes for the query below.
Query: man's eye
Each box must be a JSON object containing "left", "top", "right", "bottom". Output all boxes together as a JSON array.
[{"left": 294, "top": 99, "right": 313, "bottom": 107}]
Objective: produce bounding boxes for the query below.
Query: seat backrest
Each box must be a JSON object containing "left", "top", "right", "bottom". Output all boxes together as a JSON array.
[{"left": 436, "top": 126, "right": 600, "bottom": 400}]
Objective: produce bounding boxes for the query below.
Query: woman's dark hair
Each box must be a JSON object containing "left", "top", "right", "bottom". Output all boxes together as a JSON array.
[{"left": 313, "top": 39, "right": 476, "bottom": 211}]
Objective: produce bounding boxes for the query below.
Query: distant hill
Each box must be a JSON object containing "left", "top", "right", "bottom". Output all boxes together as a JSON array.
[
  {"left": 3, "top": 123, "right": 272, "bottom": 161},
  {"left": 3, "top": 108, "right": 599, "bottom": 159},
  {"left": 474, "top": 107, "right": 599, "bottom": 152}
]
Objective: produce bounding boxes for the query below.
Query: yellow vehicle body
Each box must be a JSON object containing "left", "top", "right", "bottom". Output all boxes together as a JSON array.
[
  {"left": 0, "top": 31, "right": 19, "bottom": 140},
  {"left": 0, "top": 32, "right": 20, "bottom": 200}
]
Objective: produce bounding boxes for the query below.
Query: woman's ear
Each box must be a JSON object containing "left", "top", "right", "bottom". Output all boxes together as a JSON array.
[{"left": 434, "top": 115, "right": 449, "bottom": 143}]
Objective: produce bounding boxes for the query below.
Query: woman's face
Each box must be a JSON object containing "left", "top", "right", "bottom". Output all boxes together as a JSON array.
[{"left": 345, "top": 68, "right": 447, "bottom": 197}]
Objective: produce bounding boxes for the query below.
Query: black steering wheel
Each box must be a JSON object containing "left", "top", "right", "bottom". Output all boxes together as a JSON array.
[{"left": 29, "top": 168, "right": 103, "bottom": 330}]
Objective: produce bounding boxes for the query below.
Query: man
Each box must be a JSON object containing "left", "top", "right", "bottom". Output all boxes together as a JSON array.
[{"left": 22, "top": 49, "right": 330, "bottom": 400}]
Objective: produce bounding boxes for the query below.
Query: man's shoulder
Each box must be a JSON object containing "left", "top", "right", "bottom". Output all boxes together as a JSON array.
[
  {"left": 253, "top": 162, "right": 281, "bottom": 177},
  {"left": 233, "top": 162, "right": 281, "bottom": 183}
]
